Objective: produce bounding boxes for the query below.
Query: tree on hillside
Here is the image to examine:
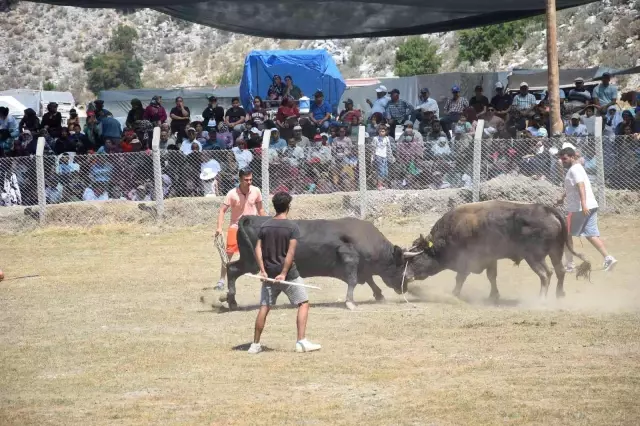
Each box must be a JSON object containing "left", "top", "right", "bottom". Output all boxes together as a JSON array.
[
  {"left": 84, "top": 25, "right": 142, "bottom": 94},
  {"left": 395, "top": 37, "right": 442, "bottom": 77}
]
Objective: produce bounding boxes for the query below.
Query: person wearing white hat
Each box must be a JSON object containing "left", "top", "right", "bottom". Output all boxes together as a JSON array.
[
  {"left": 512, "top": 82, "right": 537, "bottom": 112},
  {"left": 366, "top": 85, "right": 390, "bottom": 119},
  {"left": 565, "top": 113, "right": 589, "bottom": 137},
  {"left": 490, "top": 81, "right": 512, "bottom": 119},
  {"left": 200, "top": 159, "right": 221, "bottom": 197},
  {"left": 557, "top": 146, "right": 618, "bottom": 273},
  {"left": 180, "top": 127, "right": 202, "bottom": 155}
]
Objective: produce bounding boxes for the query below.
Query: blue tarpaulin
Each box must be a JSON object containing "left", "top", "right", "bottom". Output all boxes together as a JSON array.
[{"left": 239, "top": 50, "right": 346, "bottom": 112}]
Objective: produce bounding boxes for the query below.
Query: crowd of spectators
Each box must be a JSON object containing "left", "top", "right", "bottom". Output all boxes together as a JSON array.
[{"left": 0, "top": 74, "right": 639, "bottom": 206}]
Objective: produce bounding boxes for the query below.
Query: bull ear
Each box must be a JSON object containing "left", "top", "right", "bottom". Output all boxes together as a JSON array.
[{"left": 393, "top": 245, "right": 405, "bottom": 267}]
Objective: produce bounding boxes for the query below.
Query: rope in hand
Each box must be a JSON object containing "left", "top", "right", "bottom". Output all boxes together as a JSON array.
[{"left": 214, "top": 234, "right": 229, "bottom": 267}]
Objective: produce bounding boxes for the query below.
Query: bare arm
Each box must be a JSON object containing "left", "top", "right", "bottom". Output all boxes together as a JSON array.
[
  {"left": 255, "top": 239, "right": 267, "bottom": 276},
  {"left": 216, "top": 204, "right": 229, "bottom": 234},
  {"left": 277, "top": 239, "right": 297, "bottom": 281},
  {"left": 577, "top": 182, "right": 589, "bottom": 214},
  {"left": 256, "top": 201, "right": 267, "bottom": 216}
]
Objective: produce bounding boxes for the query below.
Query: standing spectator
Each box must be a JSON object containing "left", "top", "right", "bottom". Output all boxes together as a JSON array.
[
  {"left": 469, "top": 85, "right": 490, "bottom": 115},
  {"left": 83, "top": 111, "right": 101, "bottom": 148},
  {"left": 338, "top": 99, "right": 362, "bottom": 125},
  {"left": 386, "top": 88, "right": 414, "bottom": 138},
  {"left": 41, "top": 102, "right": 63, "bottom": 135},
  {"left": 567, "top": 77, "right": 592, "bottom": 105},
  {"left": 19, "top": 108, "right": 40, "bottom": 133},
  {"left": 247, "top": 96, "right": 267, "bottom": 130},
  {"left": 303, "top": 91, "right": 331, "bottom": 136},
  {"left": 267, "top": 75, "right": 286, "bottom": 102},
  {"left": 100, "top": 113, "right": 123, "bottom": 143},
  {"left": 366, "top": 86, "right": 389, "bottom": 119},
  {"left": 202, "top": 96, "right": 224, "bottom": 132},
  {"left": 0, "top": 107, "right": 18, "bottom": 138},
  {"left": 170, "top": 96, "right": 191, "bottom": 141},
  {"left": 490, "top": 82, "right": 512, "bottom": 120},
  {"left": 413, "top": 88, "right": 440, "bottom": 122},
  {"left": 93, "top": 100, "right": 111, "bottom": 123},
  {"left": 225, "top": 97, "right": 247, "bottom": 134},
  {"left": 143, "top": 95, "right": 168, "bottom": 126},
  {"left": 283, "top": 75, "right": 303, "bottom": 100},
  {"left": 592, "top": 73, "right": 618, "bottom": 113},
  {"left": 126, "top": 99, "right": 145, "bottom": 128},
  {"left": 66, "top": 109, "right": 80, "bottom": 128},
  {"left": 372, "top": 126, "right": 394, "bottom": 190},
  {"left": 441, "top": 85, "right": 469, "bottom": 140}
]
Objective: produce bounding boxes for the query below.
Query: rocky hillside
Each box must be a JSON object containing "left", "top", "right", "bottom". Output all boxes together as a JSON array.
[{"left": 0, "top": 0, "right": 638, "bottom": 102}]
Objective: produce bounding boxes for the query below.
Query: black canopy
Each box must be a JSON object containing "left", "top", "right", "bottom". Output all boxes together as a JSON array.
[{"left": 35, "top": 0, "right": 598, "bottom": 39}]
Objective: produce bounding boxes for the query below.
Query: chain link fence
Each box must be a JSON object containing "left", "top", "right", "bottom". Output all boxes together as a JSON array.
[{"left": 1, "top": 121, "right": 639, "bottom": 231}]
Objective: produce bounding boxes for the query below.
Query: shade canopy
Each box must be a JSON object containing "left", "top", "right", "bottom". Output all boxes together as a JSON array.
[{"left": 32, "top": 0, "right": 598, "bottom": 39}]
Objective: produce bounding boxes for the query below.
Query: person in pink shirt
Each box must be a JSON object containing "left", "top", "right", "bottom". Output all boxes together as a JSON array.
[{"left": 215, "top": 168, "right": 267, "bottom": 290}]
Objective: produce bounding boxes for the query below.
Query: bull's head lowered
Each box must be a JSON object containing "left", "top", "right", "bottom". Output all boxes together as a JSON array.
[
  {"left": 403, "top": 234, "right": 444, "bottom": 281},
  {"left": 378, "top": 245, "right": 424, "bottom": 295}
]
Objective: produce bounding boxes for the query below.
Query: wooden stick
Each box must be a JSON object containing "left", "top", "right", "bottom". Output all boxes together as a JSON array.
[{"left": 243, "top": 273, "right": 322, "bottom": 290}]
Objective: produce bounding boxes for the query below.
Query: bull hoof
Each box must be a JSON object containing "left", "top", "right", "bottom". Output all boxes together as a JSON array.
[
  {"left": 489, "top": 291, "right": 500, "bottom": 302},
  {"left": 228, "top": 302, "right": 238, "bottom": 311},
  {"left": 218, "top": 294, "right": 229, "bottom": 303},
  {"left": 374, "top": 294, "right": 385, "bottom": 302},
  {"left": 345, "top": 301, "right": 357, "bottom": 311},
  {"left": 556, "top": 290, "right": 566, "bottom": 299}
]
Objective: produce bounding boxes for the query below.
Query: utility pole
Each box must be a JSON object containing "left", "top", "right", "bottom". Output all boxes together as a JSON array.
[{"left": 546, "top": 0, "right": 562, "bottom": 135}]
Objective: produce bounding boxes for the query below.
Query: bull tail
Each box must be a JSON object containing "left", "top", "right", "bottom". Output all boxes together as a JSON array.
[
  {"left": 238, "top": 216, "right": 260, "bottom": 267},
  {"left": 548, "top": 206, "right": 591, "bottom": 280}
]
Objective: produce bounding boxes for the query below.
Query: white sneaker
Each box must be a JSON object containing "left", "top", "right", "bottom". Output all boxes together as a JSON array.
[
  {"left": 215, "top": 280, "right": 225, "bottom": 291},
  {"left": 603, "top": 256, "right": 618, "bottom": 272},
  {"left": 248, "top": 343, "right": 263, "bottom": 354},
  {"left": 295, "top": 339, "right": 321, "bottom": 353},
  {"left": 565, "top": 263, "right": 576, "bottom": 273}
]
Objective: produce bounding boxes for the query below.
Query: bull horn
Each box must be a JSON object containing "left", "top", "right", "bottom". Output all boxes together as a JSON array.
[{"left": 403, "top": 250, "right": 423, "bottom": 258}]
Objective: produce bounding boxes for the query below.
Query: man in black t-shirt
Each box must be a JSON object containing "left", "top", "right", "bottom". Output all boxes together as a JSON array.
[
  {"left": 202, "top": 96, "right": 225, "bottom": 132},
  {"left": 170, "top": 97, "right": 191, "bottom": 141},
  {"left": 224, "top": 97, "right": 247, "bottom": 133},
  {"left": 249, "top": 192, "right": 322, "bottom": 354},
  {"left": 469, "top": 85, "right": 490, "bottom": 115}
]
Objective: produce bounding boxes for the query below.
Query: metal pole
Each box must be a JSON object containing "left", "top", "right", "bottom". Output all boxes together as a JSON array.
[
  {"left": 546, "top": 0, "right": 563, "bottom": 135},
  {"left": 593, "top": 116, "right": 606, "bottom": 210},
  {"left": 151, "top": 126, "right": 164, "bottom": 219},
  {"left": 35, "top": 137, "right": 46, "bottom": 225},
  {"left": 357, "top": 125, "right": 367, "bottom": 219},
  {"left": 261, "top": 128, "right": 272, "bottom": 215},
  {"left": 472, "top": 119, "right": 484, "bottom": 203}
]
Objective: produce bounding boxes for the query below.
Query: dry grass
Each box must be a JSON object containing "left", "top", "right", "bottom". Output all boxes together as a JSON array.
[{"left": 1, "top": 216, "right": 640, "bottom": 425}]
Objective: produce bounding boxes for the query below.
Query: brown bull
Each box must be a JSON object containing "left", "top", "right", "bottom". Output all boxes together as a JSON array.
[{"left": 407, "top": 201, "right": 591, "bottom": 299}]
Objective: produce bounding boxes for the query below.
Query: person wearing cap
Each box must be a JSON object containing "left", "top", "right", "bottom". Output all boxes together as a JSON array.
[
  {"left": 441, "top": 85, "right": 469, "bottom": 140},
  {"left": 557, "top": 146, "right": 618, "bottom": 273},
  {"left": 565, "top": 113, "right": 589, "bottom": 137},
  {"left": 170, "top": 96, "right": 191, "bottom": 141},
  {"left": 242, "top": 127, "right": 263, "bottom": 150},
  {"left": 283, "top": 75, "right": 303, "bottom": 100},
  {"left": 224, "top": 97, "right": 247, "bottom": 135},
  {"left": 144, "top": 95, "right": 168, "bottom": 125},
  {"left": 180, "top": 126, "right": 202, "bottom": 155},
  {"left": 469, "top": 85, "right": 490, "bottom": 116},
  {"left": 567, "top": 77, "right": 592, "bottom": 105},
  {"left": 525, "top": 115, "right": 548, "bottom": 138},
  {"left": 386, "top": 88, "right": 414, "bottom": 138},
  {"left": 40, "top": 102, "right": 62, "bottom": 133},
  {"left": 338, "top": 98, "right": 362, "bottom": 125},
  {"left": 304, "top": 91, "right": 332, "bottom": 134},
  {"left": 512, "top": 82, "right": 537, "bottom": 112},
  {"left": 292, "top": 125, "right": 310, "bottom": 148},
  {"left": 202, "top": 95, "right": 224, "bottom": 132},
  {"left": 592, "top": 73, "right": 618, "bottom": 112},
  {"left": 414, "top": 88, "right": 440, "bottom": 122},
  {"left": 366, "top": 85, "right": 390, "bottom": 119},
  {"left": 490, "top": 82, "right": 512, "bottom": 118}
]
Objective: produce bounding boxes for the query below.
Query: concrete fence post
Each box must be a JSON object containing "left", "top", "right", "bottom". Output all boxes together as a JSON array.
[
  {"left": 472, "top": 119, "right": 485, "bottom": 203},
  {"left": 594, "top": 116, "right": 606, "bottom": 210},
  {"left": 261, "top": 128, "right": 272, "bottom": 215},
  {"left": 151, "top": 126, "right": 164, "bottom": 219},
  {"left": 358, "top": 125, "right": 367, "bottom": 219},
  {"left": 35, "top": 137, "right": 46, "bottom": 225}
]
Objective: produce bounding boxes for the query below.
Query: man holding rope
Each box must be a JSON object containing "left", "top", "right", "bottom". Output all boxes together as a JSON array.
[
  {"left": 248, "top": 192, "right": 321, "bottom": 354},
  {"left": 215, "top": 167, "right": 267, "bottom": 290}
]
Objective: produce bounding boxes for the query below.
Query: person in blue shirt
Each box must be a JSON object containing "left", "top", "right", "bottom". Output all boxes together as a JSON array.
[
  {"left": 100, "top": 113, "right": 123, "bottom": 142},
  {"left": 269, "top": 129, "right": 287, "bottom": 150},
  {"left": 303, "top": 91, "right": 332, "bottom": 136},
  {"left": 0, "top": 107, "right": 19, "bottom": 139}
]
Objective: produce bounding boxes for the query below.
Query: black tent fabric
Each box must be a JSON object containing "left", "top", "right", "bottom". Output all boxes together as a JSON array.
[{"left": 34, "top": 0, "right": 597, "bottom": 39}]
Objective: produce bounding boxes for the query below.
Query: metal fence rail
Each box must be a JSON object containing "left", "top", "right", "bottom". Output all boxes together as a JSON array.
[{"left": 1, "top": 117, "right": 639, "bottom": 229}]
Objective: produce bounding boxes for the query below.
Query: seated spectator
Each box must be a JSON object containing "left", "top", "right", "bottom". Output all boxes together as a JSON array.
[
  {"left": 366, "top": 112, "right": 386, "bottom": 138},
  {"left": 469, "top": 85, "right": 489, "bottom": 115},
  {"left": 488, "top": 140, "right": 517, "bottom": 178},
  {"left": 247, "top": 96, "right": 267, "bottom": 129},
  {"left": 397, "top": 122, "right": 425, "bottom": 168},
  {"left": 565, "top": 113, "right": 589, "bottom": 137},
  {"left": 592, "top": 73, "right": 618, "bottom": 113},
  {"left": 338, "top": 99, "right": 362, "bottom": 125},
  {"left": 417, "top": 108, "right": 438, "bottom": 136},
  {"left": 453, "top": 115, "right": 472, "bottom": 137},
  {"left": 526, "top": 115, "right": 548, "bottom": 138},
  {"left": 143, "top": 95, "right": 168, "bottom": 126},
  {"left": 269, "top": 129, "right": 287, "bottom": 150},
  {"left": 67, "top": 108, "right": 80, "bottom": 129},
  {"left": 120, "top": 130, "right": 136, "bottom": 152},
  {"left": 441, "top": 85, "right": 469, "bottom": 140},
  {"left": 181, "top": 127, "right": 202, "bottom": 155},
  {"left": 348, "top": 115, "right": 360, "bottom": 138},
  {"left": 244, "top": 127, "right": 263, "bottom": 149},
  {"left": 232, "top": 139, "right": 254, "bottom": 170},
  {"left": 1, "top": 161, "right": 21, "bottom": 206},
  {"left": 41, "top": 102, "right": 63, "bottom": 135},
  {"left": 482, "top": 106, "right": 506, "bottom": 139},
  {"left": 567, "top": 77, "right": 592, "bottom": 105},
  {"left": 432, "top": 136, "right": 451, "bottom": 158},
  {"left": 302, "top": 91, "right": 332, "bottom": 136},
  {"left": 372, "top": 126, "right": 394, "bottom": 190},
  {"left": 425, "top": 120, "right": 448, "bottom": 144},
  {"left": 201, "top": 96, "right": 224, "bottom": 132},
  {"left": 159, "top": 130, "right": 176, "bottom": 150},
  {"left": 616, "top": 110, "right": 640, "bottom": 135},
  {"left": 83, "top": 112, "right": 102, "bottom": 148},
  {"left": 429, "top": 171, "right": 451, "bottom": 190},
  {"left": 216, "top": 124, "right": 234, "bottom": 149},
  {"left": 307, "top": 134, "right": 332, "bottom": 164},
  {"left": 604, "top": 106, "right": 622, "bottom": 137},
  {"left": 83, "top": 183, "right": 109, "bottom": 201},
  {"left": 414, "top": 88, "right": 440, "bottom": 123},
  {"left": 283, "top": 75, "right": 303, "bottom": 100},
  {"left": 97, "top": 139, "right": 121, "bottom": 154},
  {"left": 0, "top": 107, "right": 18, "bottom": 147},
  {"left": 267, "top": 75, "right": 286, "bottom": 102},
  {"left": 19, "top": 108, "right": 40, "bottom": 133},
  {"left": 170, "top": 97, "right": 191, "bottom": 141},
  {"left": 54, "top": 127, "right": 75, "bottom": 155},
  {"left": 90, "top": 156, "right": 113, "bottom": 185},
  {"left": 194, "top": 122, "right": 209, "bottom": 143},
  {"left": 386, "top": 88, "right": 414, "bottom": 137},
  {"left": 14, "top": 130, "right": 34, "bottom": 157},
  {"left": 127, "top": 183, "right": 152, "bottom": 201},
  {"left": 580, "top": 105, "right": 597, "bottom": 135},
  {"left": 490, "top": 82, "right": 512, "bottom": 120},
  {"left": 225, "top": 97, "right": 247, "bottom": 134},
  {"left": 292, "top": 125, "right": 310, "bottom": 148},
  {"left": 276, "top": 96, "right": 300, "bottom": 140},
  {"left": 201, "top": 130, "right": 218, "bottom": 151},
  {"left": 520, "top": 139, "right": 550, "bottom": 179},
  {"left": 398, "top": 121, "right": 424, "bottom": 144}
]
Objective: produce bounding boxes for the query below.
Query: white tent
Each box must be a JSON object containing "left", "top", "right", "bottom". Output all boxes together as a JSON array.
[{"left": 0, "top": 96, "right": 28, "bottom": 120}]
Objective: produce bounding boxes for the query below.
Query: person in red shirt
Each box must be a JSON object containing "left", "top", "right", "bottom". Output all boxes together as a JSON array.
[
  {"left": 338, "top": 98, "right": 362, "bottom": 125},
  {"left": 276, "top": 96, "right": 300, "bottom": 141}
]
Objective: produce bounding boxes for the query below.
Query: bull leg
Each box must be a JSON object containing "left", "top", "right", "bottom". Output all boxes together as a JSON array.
[
  {"left": 550, "top": 245, "right": 566, "bottom": 298},
  {"left": 453, "top": 272, "right": 469, "bottom": 298},
  {"left": 221, "top": 260, "right": 243, "bottom": 310},
  {"left": 366, "top": 277, "right": 385, "bottom": 302},
  {"left": 486, "top": 260, "right": 500, "bottom": 302},
  {"left": 337, "top": 246, "right": 360, "bottom": 310},
  {"left": 525, "top": 258, "right": 553, "bottom": 298}
]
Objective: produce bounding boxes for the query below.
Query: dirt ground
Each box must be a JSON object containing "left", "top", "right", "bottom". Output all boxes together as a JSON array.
[{"left": 1, "top": 215, "right": 639, "bottom": 425}]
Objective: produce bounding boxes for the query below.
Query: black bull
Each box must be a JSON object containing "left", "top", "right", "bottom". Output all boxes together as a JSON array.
[
  {"left": 220, "top": 216, "right": 420, "bottom": 310},
  {"left": 406, "top": 201, "right": 591, "bottom": 299}
]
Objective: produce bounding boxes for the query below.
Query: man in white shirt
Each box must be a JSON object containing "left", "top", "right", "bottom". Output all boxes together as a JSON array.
[
  {"left": 366, "top": 86, "right": 390, "bottom": 119},
  {"left": 557, "top": 147, "right": 617, "bottom": 272},
  {"left": 565, "top": 113, "right": 589, "bottom": 137}
]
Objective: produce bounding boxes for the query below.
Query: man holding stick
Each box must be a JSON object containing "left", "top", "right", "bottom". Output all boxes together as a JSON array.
[{"left": 248, "top": 191, "right": 321, "bottom": 354}]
